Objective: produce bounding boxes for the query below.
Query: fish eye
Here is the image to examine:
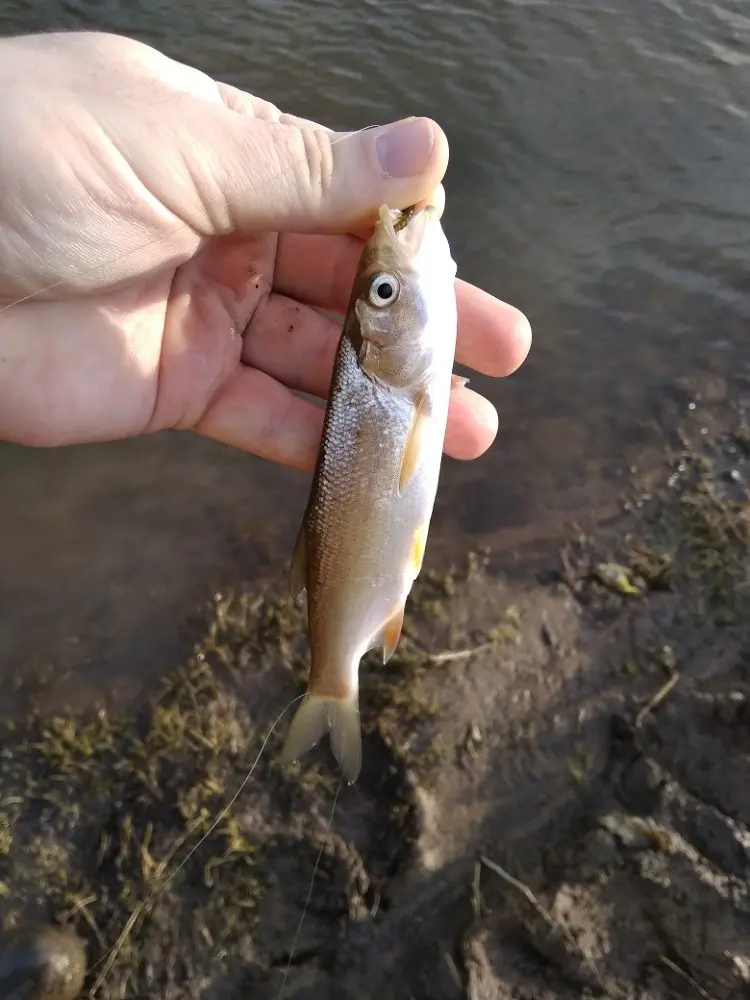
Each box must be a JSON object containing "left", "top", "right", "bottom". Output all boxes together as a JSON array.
[{"left": 368, "top": 272, "right": 400, "bottom": 308}]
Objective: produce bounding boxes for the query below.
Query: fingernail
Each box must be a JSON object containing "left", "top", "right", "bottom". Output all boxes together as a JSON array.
[{"left": 375, "top": 117, "right": 435, "bottom": 178}]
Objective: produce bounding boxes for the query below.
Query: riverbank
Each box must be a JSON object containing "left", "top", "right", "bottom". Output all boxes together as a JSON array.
[{"left": 2, "top": 386, "right": 750, "bottom": 999}]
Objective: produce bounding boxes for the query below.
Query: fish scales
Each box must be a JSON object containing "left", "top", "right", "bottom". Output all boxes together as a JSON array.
[{"left": 306, "top": 337, "right": 420, "bottom": 678}]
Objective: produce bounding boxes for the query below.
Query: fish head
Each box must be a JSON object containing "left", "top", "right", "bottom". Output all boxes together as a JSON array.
[{"left": 344, "top": 196, "right": 458, "bottom": 391}]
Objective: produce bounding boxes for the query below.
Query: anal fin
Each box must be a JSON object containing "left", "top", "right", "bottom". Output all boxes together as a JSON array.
[{"left": 374, "top": 603, "right": 406, "bottom": 664}]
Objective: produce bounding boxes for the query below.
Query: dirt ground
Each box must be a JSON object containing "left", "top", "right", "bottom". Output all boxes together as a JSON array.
[{"left": 2, "top": 384, "right": 750, "bottom": 1000}]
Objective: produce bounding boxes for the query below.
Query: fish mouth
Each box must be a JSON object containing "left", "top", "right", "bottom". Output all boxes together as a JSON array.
[{"left": 378, "top": 201, "right": 440, "bottom": 259}]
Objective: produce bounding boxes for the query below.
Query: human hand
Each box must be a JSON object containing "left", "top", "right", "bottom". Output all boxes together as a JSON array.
[{"left": 0, "top": 31, "right": 531, "bottom": 470}]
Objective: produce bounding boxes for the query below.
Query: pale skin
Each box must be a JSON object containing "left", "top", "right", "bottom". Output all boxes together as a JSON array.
[{"left": 0, "top": 31, "right": 532, "bottom": 470}]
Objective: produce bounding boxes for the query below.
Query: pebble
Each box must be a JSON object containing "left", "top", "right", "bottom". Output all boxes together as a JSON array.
[{"left": 0, "top": 924, "right": 86, "bottom": 1000}]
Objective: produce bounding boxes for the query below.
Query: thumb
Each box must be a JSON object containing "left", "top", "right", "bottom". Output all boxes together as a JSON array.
[{"left": 177, "top": 111, "right": 450, "bottom": 235}]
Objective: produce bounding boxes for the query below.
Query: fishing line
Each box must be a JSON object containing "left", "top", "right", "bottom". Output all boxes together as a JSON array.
[
  {"left": 276, "top": 773, "right": 344, "bottom": 1000},
  {"left": 81, "top": 691, "right": 305, "bottom": 998},
  {"left": 166, "top": 692, "right": 306, "bottom": 881},
  {"left": 0, "top": 124, "right": 395, "bottom": 319}
]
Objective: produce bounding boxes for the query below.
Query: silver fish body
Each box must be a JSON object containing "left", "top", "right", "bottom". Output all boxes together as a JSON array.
[{"left": 279, "top": 200, "right": 459, "bottom": 783}]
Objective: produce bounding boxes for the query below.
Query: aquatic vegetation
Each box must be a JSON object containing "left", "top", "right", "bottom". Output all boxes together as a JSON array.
[
  {"left": 0, "top": 563, "right": 509, "bottom": 995},
  {"left": 2, "top": 398, "right": 748, "bottom": 997}
]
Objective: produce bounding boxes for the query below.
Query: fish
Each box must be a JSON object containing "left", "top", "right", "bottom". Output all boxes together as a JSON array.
[{"left": 279, "top": 197, "right": 463, "bottom": 784}]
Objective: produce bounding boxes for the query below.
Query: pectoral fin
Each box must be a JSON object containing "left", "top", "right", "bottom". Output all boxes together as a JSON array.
[
  {"left": 289, "top": 524, "right": 308, "bottom": 604},
  {"left": 399, "top": 392, "right": 432, "bottom": 495},
  {"left": 374, "top": 603, "right": 406, "bottom": 664}
]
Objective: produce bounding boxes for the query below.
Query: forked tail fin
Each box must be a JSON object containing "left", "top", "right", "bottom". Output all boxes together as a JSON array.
[{"left": 279, "top": 692, "right": 362, "bottom": 784}]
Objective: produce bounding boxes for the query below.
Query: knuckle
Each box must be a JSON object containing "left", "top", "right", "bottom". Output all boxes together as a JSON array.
[{"left": 296, "top": 127, "right": 335, "bottom": 207}]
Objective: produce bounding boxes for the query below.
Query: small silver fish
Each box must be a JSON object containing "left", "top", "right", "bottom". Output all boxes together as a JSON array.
[{"left": 279, "top": 198, "right": 462, "bottom": 783}]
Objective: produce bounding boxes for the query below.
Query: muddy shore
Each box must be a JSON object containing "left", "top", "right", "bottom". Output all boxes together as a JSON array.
[{"left": 2, "top": 386, "right": 750, "bottom": 1000}]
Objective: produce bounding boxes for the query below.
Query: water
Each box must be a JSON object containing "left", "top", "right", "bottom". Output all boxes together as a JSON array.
[{"left": 1, "top": 0, "right": 749, "bottom": 704}]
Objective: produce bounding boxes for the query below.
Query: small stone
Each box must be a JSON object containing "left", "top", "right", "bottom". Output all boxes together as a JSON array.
[
  {"left": 540, "top": 623, "right": 556, "bottom": 648},
  {"left": 404, "top": 768, "right": 419, "bottom": 789},
  {"left": 0, "top": 924, "right": 86, "bottom": 1000}
]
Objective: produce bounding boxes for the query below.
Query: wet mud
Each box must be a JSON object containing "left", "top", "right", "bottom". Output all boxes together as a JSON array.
[{"left": 2, "top": 386, "right": 750, "bottom": 999}]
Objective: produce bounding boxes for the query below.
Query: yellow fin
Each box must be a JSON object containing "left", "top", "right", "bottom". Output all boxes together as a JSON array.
[
  {"left": 289, "top": 524, "right": 308, "bottom": 604},
  {"left": 399, "top": 392, "right": 431, "bottom": 495},
  {"left": 410, "top": 521, "right": 429, "bottom": 579},
  {"left": 375, "top": 603, "right": 406, "bottom": 664},
  {"left": 279, "top": 693, "right": 362, "bottom": 784}
]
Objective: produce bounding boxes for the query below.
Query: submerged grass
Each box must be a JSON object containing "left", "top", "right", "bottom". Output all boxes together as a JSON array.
[
  {"left": 0, "top": 588, "right": 321, "bottom": 995},
  {"left": 560, "top": 416, "right": 750, "bottom": 627},
  {"left": 0, "top": 564, "right": 509, "bottom": 995},
  {"left": 6, "top": 404, "right": 745, "bottom": 996}
]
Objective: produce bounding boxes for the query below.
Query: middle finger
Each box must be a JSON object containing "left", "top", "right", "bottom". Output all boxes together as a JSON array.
[
  {"left": 274, "top": 232, "right": 530, "bottom": 378},
  {"left": 240, "top": 291, "right": 499, "bottom": 458},
  {"left": 242, "top": 290, "right": 490, "bottom": 409}
]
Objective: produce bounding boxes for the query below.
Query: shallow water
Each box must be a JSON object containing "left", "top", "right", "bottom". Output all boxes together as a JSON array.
[{"left": 1, "top": 0, "right": 750, "bottom": 703}]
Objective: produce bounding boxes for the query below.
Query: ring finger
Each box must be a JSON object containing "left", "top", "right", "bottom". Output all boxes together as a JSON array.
[{"left": 240, "top": 292, "right": 499, "bottom": 459}]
